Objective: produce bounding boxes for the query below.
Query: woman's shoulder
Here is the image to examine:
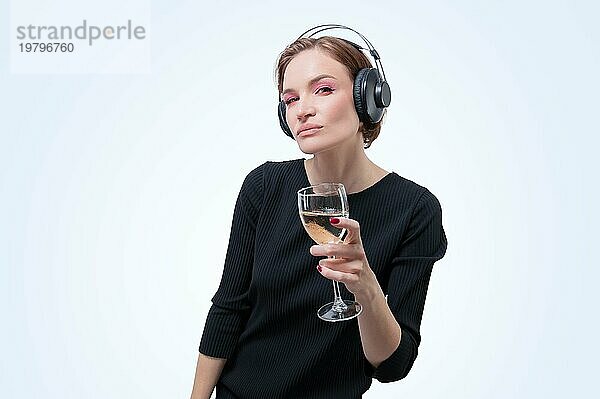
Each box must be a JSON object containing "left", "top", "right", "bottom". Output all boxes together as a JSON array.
[
  {"left": 245, "top": 158, "right": 301, "bottom": 173},
  {"left": 374, "top": 171, "right": 445, "bottom": 219},
  {"left": 262, "top": 158, "right": 303, "bottom": 173},
  {"left": 252, "top": 158, "right": 304, "bottom": 184},
  {"left": 241, "top": 158, "right": 303, "bottom": 190},
  {"left": 381, "top": 170, "right": 430, "bottom": 198}
]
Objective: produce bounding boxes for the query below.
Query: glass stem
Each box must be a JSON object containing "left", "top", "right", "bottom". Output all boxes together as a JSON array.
[{"left": 330, "top": 255, "right": 348, "bottom": 313}]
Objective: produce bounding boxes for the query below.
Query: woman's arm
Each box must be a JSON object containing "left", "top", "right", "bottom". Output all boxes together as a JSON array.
[
  {"left": 311, "top": 189, "right": 447, "bottom": 382},
  {"left": 311, "top": 224, "right": 403, "bottom": 368},
  {"left": 311, "top": 217, "right": 404, "bottom": 368},
  {"left": 354, "top": 275, "right": 402, "bottom": 368},
  {"left": 189, "top": 353, "right": 227, "bottom": 399},
  {"left": 193, "top": 164, "right": 266, "bottom": 396}
]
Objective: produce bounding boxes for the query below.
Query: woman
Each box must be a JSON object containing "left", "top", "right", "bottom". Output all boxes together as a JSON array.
[{"left": 190, "top": 26, "right": 448, "bottom": 399}]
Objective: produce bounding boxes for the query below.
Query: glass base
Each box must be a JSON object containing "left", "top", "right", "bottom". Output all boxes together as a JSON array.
[{"left": 317, "top": 300, "right": 362, "bottom": 322}]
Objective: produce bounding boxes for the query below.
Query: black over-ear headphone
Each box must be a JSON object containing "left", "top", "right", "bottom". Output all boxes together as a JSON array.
[{"left": 278, "top": 24, "right": 392, "bottom": 139}]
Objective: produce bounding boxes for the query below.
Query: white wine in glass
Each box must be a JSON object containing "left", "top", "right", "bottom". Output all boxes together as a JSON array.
[
  {"left": 298, "top": 183, "right": 363, "bottom": 322},
  {"left": 300, "top": 210, "right": 348, "bottom": 244}
]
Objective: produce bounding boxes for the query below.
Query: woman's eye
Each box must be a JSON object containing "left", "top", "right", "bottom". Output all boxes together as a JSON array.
[
  {"left": 284, "top": 87, "right": 332, "bottom": 106},
  {"left": 316, "top": 86, "right": 334, "bottom": 94}
]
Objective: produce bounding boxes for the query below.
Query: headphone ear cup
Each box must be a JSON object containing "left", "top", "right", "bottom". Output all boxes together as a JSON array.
[
  {"left": 278, "top": 101, "right": 294, "bottom": 138},
  {"left": 354, "top": 68, "right": 387, "bottom": 124},
  {"left": 353, "top": 68, "right": 370, "bottom": 123}
]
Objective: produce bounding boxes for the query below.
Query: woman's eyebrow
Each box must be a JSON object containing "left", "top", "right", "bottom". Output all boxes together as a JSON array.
[{"left": 282, "top": 74, "right": 337, "bottom": 97}]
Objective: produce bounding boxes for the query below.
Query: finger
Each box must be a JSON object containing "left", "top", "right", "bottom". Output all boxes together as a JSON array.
[
  {"left": 329, "top": 217, "right": 362, "bottom": 244},
  {"left": 317, "top": 265, "right": 360, "bottom": 284},
  {"left": 310, "top": 243, "right": 363, "bottom": 259},
  {"left": 318, "top": 258, "right": 363, "bottom": 274}
]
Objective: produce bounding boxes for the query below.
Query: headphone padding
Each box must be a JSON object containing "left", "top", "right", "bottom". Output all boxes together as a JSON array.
[
  {"left": 353, "top": 68, "right": 370, "bottom": 123},
  {"left": 278, "top": 101, "right": 294, "bottom": 138}
]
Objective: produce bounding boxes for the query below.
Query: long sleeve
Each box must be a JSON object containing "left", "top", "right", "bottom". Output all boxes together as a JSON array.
[
  {"left": 193, "top": 159, "right": 448, "bottom": 397},
  {"left": 198, "top": 163, "right": 265, "bottom": 359},
  {"left": 365, "top": 188, "right": 448, "bottom": 382}
]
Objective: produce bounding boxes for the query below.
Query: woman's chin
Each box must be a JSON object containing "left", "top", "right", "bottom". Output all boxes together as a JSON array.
[
  {"left": 297, "top": 137, "right": 355, "bottom": 155},
  {"left": 298, "top": 143, "right": 328, "bottom": 155}
]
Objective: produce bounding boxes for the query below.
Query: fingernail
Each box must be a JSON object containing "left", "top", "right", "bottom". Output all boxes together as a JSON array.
[
  {"left": 317, "top": 265, "right": 322, "bottom": 272},
  {"left": 330, "top": 217, "right": 340, "bottom": 224}
]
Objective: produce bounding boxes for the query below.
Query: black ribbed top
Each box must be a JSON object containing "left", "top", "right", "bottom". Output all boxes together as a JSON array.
[{"left": 199, "top": 158, "right": 448, "bottom": 399}]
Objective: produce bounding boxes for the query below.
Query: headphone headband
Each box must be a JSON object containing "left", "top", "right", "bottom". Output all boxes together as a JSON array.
[{"left": 292, "top": 24, "right": 387, "bottom": 82}]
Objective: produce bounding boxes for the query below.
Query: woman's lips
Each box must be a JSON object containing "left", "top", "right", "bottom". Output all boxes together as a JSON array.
[{"left": 298, "top": 127, "right": 322, "bottom": 137}]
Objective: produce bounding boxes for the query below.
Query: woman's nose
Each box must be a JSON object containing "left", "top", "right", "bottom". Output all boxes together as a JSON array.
[{"left": 296, "top": 98, "right": 316, "bottom": 120}]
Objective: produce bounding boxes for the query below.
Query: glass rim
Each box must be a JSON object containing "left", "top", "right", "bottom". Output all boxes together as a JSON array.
[{"left": 297, "top": 182, "right": 346, "bottom": 196}]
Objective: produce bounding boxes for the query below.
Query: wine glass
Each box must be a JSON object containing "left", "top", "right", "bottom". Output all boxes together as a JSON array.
[{"left": 297, "top": 183, "right": 363, "bottom": 322}]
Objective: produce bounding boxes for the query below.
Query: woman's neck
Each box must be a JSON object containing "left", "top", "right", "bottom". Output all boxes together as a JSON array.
[{"left": 304, "top": 145, "right": 388, "bottom": 194}]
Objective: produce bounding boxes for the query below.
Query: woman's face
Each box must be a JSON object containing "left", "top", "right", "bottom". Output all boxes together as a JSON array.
[{"left": 281, "top": 49, "right": 361, "bottom": 154}]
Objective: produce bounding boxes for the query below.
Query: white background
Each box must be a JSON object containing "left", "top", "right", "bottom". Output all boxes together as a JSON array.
[{"left": 1, "top": 0, "right": 599, "bottom": 398}]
